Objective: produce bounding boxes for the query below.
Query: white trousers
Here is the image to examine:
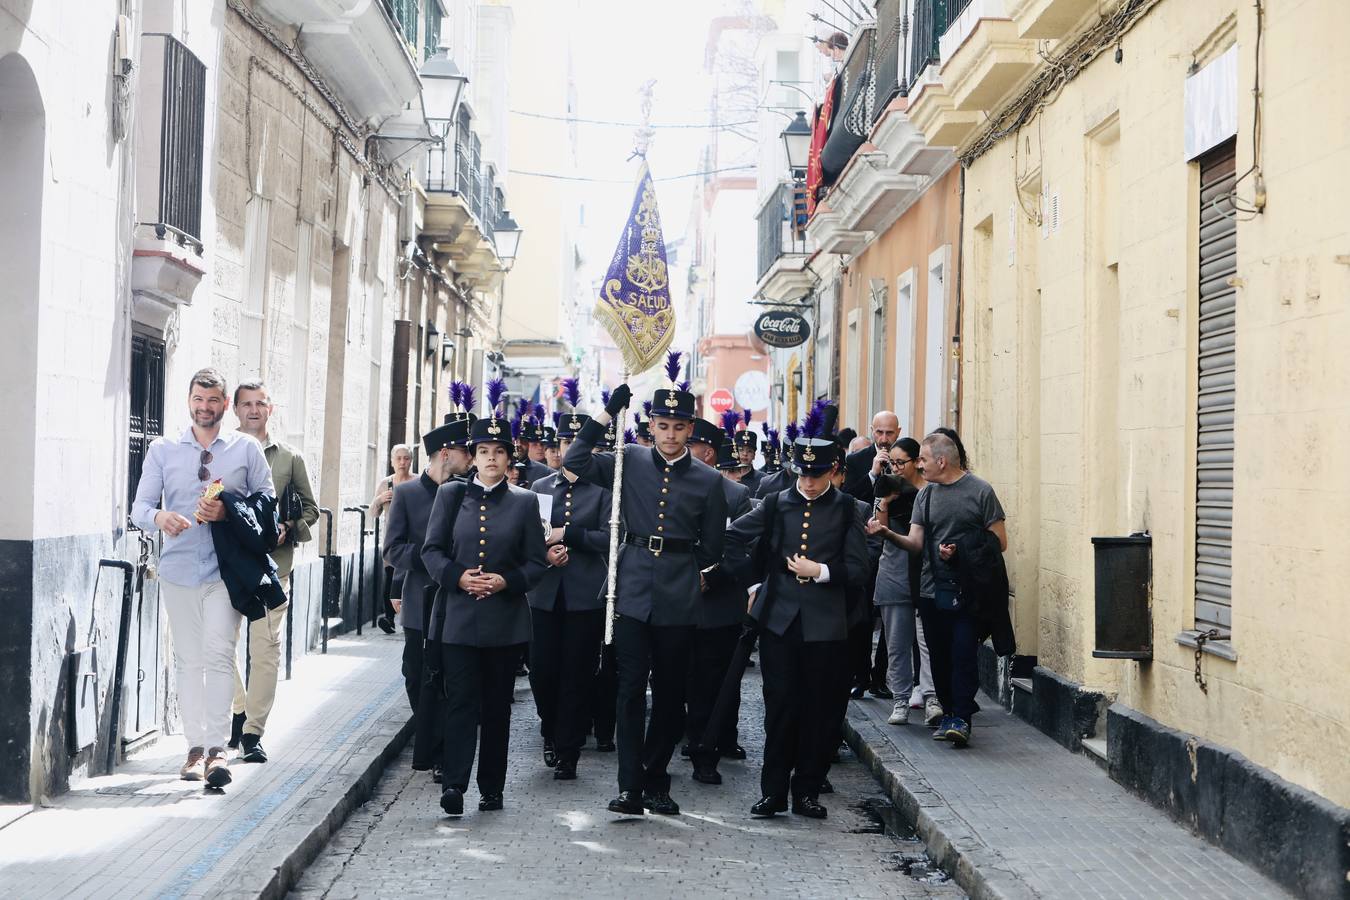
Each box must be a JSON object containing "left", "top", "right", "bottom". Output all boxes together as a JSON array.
[{"left": 160, "top": 579, "right": 242, "bottom": 751}]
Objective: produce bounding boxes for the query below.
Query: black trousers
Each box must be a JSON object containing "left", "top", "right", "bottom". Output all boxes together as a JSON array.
[
  {"left": 439, "top": 642, "right": 523, "bottom": 795},
  {"left": 402, "top": 626, "right": 423, "bottom": 710},
  {"left": 684, "top": 623, "right": 742, "bottom": 764},
  {"left": 847, "top": 618, "right": 873, "bottom": 688},
  {"left": 529, "top": 607, "right": 604, "bottom": 765},
  {"left": 613, "top": 615, "right": 693, "bottom": 794},
  {"left": 592, "top": 641, "right": 617, "bottom": 743},
  {"left": 919, "top": 601, "right": 981, "bottom": 723},
  {"left": 759, "top": 616, "right": 848, "bottom": 801}
]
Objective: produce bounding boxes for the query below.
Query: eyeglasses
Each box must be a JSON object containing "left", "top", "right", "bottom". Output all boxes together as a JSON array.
[
  {"left": 893, "top": 457, "right": 914, "bottom": 467},
  {"left": 198, "top": 449, "right": 213, "bottom": 482}
]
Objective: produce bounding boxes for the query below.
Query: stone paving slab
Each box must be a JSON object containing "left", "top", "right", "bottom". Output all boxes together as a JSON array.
[
  {"left": 844, "top": 692, "right": 1294, "bottom": 900},
  {"left": 0, "top": 632, "right": 412, "bottom": 900},
  {"left": 292, "top": 668, "right": 967, "bottom": 900}
]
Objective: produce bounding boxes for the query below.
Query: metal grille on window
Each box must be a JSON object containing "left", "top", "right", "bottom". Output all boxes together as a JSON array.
[
  {"left": 128, "top": 333, "right": 166, "bottom": 513},
  {"left": 157, "top": 36, "right": 205, "bottom": 241},
  {"left": 1195, "top": 140, "right": 1237, "bottom": 634}
]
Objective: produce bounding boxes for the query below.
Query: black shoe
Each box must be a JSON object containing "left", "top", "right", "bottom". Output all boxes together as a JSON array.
[
  {"left": 239, "top": 733, "right": 268, "bottom": 764},
  {"left": 718, "top": 744, "right": 746, "bottom": 761},
  {"left": 869, "top": 684, "right": 894, "bottom": 700},
  {"left": 608, "top": 791, "right": 644, "bottom": 815},
  {"left": 642, "top": 791, "right": 680, "bottom": 815},
  {"left": 228, "top": 712, "right": 246, "bottom": 749},
  {"left": 377, "top": 615, "right": 396, "bottom": 635},
  {"left": 792, "top": 796, "right": 828, "bottom": 819},
  {"left": 680, "top": 742, "right": 691, "bottom": 759},
  {"left": 691, "top": 765, "right": 722, "bottom": 785},
  {"left": 554, "top": 760, "right": 577, "bottom": 780},
  {"left": 432, "top": 765, "right": 443, "bottom": 785},
  {"left": 594, "top": 739, "right": 616, "bottom": 752},
  {"left": 828, "top": 747, "right": 841, "bottom": 764},
  {"left": 543, "top": 742, "right": 558, "bottom": 768},
  {"left": 819, "top": 777, "right": 834, "bottom": 795},
  {"left": 750, "top": 795, "right": 787, "bottom": 817},
  {"left": 478, "top": 793, "right": 503, "bottom": 811},
  {"left": 515, "top": 664, "right": 530, "bottom": 677},
  {"left": 850, "top": 685, "right": 867, "bottom": 700},
  {"left": 745, "top": 657, "right": 756, "bottom": 669},
  {"left": 440, "top": 787, "right": 464, "bottom": 816}
]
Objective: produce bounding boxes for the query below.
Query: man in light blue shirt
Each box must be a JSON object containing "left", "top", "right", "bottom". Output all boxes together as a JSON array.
[{"left": 131, "top": 367, "right": 273, "bottom": 789}]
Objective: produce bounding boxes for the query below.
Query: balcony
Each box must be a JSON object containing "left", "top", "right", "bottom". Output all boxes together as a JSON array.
[
  {"left": 422, "top": 108, "right": 505, "bottom": 287},
  {"left": 1008, "top": 0, "right": 1102, "bottom": 39},
  {"left": 755, "top": 183, "right": 816, "bottom": 303},
  {"left": 938, "top": 0, "right": 1038, "bottom": 112},
  {"left": 253, "top": 0, "right": 422, "bottom": 123},
  {"left": 132, "top": 35, "right": 206, "bottom": 322}
]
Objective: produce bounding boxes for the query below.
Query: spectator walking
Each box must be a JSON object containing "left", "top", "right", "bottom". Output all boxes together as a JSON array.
[
  {"left": 865, "top": 438, "right": 942, "bottom": 727},
  {"left": 874, "top": 432, "right": 1011, "bottom": 746},
  {"left": 371, "top": 444, "right": 417, "bottom": 634},
  {"left": 131, "top": 368, "right": 273, "bottom": 789},
  {"left": 228, "top": 381, "right": 318, "bottom": 763},
  {"left": 842, "top": 411, "right": 899, "bottom": 505}
]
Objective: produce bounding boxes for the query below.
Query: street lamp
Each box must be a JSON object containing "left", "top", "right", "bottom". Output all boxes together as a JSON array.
[
  {"left": 494, "top": 209, "right": 522, "bottom": 270},
  {"left": 420, "top": 51, "right": 468, "bottom": 128},
  {"left": 781, "top": 110, "right": 813, "bottom": 177}
]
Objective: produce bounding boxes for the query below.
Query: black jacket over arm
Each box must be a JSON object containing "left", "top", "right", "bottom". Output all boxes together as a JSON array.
[
  {"left": 562, "top": 418, "right": 727, "bottom": 626},
  {"left": 953, "top": 529, "right": 1016, "bottom": 657},
  {"left": 382, "top": 472, "right": 440, "bottom": 630},
  {"left": 842, "top": 445, "right": 878, "bottom": 505},
  {"left": 697, "top": 478, "right": 753, "bottom": 629},
  {"left": 211, "top": 490, "right": 287, "bottom": 621}
]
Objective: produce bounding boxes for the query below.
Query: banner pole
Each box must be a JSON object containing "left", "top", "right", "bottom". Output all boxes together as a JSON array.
[{"left": 603, "top": 369, "right": 630, "bottom": 645}]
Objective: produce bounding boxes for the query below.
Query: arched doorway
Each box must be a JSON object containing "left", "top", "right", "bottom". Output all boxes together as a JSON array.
[{"left": 0, "top": 53, "right": 43, "bottom": 541}]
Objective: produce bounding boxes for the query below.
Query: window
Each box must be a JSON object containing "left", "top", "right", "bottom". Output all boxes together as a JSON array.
[
  {"left": 240, "top": 195, "right": 272, "bottom": 380},
  {"left": 128, "top": 333, "right": 166, "bottom": 513},
  {"left": 845, "top": 309, "right": 861, "bottom": 431},
  {"left": 924, "top": 246, "right": 950, "bottom": 433},
  {"left": 893, "top": 269, "right": 915, "bottom": 433},
  {"left": 1194, "top": 139, "right": 1237, "bottom": 635},
  {"left": 288, "top": 223, "right": 313, "bottom": 451},
  {"left": 869, "top": 279, "right": 887, "bottom": 418}
]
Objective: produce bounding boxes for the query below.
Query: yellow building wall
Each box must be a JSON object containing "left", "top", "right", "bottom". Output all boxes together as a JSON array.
[{"left": 960, "top": 0, "right": 1350, "bottom": 806}]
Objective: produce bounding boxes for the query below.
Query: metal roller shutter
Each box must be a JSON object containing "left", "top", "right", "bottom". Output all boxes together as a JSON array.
[{"left": 1194, "top": 140, "right": 1237, "bottom": 633}]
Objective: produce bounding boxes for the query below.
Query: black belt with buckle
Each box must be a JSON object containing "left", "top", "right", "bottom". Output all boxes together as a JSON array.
[{"left": 623, "top": 534, "right": 695, "bottom": 555}]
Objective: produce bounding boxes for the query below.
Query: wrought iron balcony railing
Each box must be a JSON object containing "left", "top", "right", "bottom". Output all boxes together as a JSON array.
[{"left": 757, "top": 182, "right": 810, "bottom": 281}]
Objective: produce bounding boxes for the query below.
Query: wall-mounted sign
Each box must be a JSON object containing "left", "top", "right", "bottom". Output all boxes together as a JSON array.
[
  {"left": 708, "top": 389, "right": 735, "bottom": 413},
  {"left": 754, "top": 310, "right": 810, "bottom": 348},
  {"left": 734, "top": 370, "right": 770, "bottom": 411}
]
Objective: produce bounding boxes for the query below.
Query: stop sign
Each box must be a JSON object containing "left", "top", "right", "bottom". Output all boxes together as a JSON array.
[{"left": 708, "top": 389, "right": 734, "bottom": 414}]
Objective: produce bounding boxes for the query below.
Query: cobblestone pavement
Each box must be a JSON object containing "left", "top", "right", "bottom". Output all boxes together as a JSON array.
[{"left": 292, "top": 668, "right": 965, "bottom": 900}]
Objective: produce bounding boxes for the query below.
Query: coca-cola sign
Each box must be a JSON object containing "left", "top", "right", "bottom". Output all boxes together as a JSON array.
[{"left": 753, "top": 310, "right": 810, "bottom": 348}]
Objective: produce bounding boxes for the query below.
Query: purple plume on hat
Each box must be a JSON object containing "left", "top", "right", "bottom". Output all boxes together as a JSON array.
[
  {"left": 623, "top": 428, "right": 636, "bottom": 444},
  {"left": 677, "top": 380, "right": 690, "bottom": 392},
  {"left": 664, "top": 350, "right": 684, "bottom": 385},
  {"left": 533, "top": 403, "right": 545, "bottom": 423},
  {"left": 742, "top": 408, "right": 752, "bottom": 427},
  {"left": 510, "top": 418, "right": 521, "bottom": 440},
  {"left": 802, "top": 403, "right": 825, "bottom": 438},
  {"left": 515, "top": 397, "right": 530, "bottom": 420},
  {"left": 601, "top": 387, "right": 611, "bottom": 406},
  {"left": 785, "top": 422, "right": 801, "bottom": 443},
  {"left": 486, "top": 377, "right": 507, "bottom": 415},
  {"left": 642, "top": 400, "right": 652, "bottom": 417},
  {"left": 460, "top": 384, "right": 476, "bottom": 414},
  {"left": 633, "top": 412, "right": 642, "bottom": 427},
  {"left": 765, "top": 427, "right": 780, "bottom": 451},
  {"left": 552, "top": 410, "right": 562, "bottom": 427},
  {"left": 720, "top": 409, "right": 742, "bottom": 439},
  {"left": 562, "top": 377, "right": 580, "bottom": 409},
  {"left": 449, "top": 380, "right": 463, "bottom": 407}
]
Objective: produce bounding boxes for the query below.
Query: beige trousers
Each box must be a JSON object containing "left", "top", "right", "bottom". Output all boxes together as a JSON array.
[{"left": 231, "top": 595, "right": 289, "bottom": 737}]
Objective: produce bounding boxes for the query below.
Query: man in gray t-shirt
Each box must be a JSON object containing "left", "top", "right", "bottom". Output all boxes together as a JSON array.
[
  {"left": 909, "top": 471, "right": 1006, "bottom": 600},
  {"left": 876, "top": 432, "right": 1007, "bottom": 746}
]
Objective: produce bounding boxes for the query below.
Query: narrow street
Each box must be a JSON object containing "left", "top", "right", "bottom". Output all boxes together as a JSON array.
[{"left": 291, "top": 668, "right": 963, "bottom": 899}]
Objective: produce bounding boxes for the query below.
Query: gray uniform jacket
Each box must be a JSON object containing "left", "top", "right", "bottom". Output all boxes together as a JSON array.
[
  {"left": 420, "top": 478, "right": 548, "bottom": 647},
  {"left": 740, "top": 467, "right": 763, "bottom": 496},
  {"left": 382, "top": 472, "right": 440, "bottom": 631},
  {"left": 562, "top": 419, "right": 728, "bottom": 627},
  {"left": 525, "top": 458, "right": 552, "bottom": 486},
  {"left": 726, "top": 485, "right": 868, "bottom": 642},
  {"left": 754, "top": 466, "right": 793, "bottom": 499},
  {"left": 697, "top": 478, "right": 753, "bottom": 630},
  {"left": 527, "top": 472, "right": 611, "bottom": 612}
]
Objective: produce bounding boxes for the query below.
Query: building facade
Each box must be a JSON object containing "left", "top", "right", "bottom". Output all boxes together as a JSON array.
[
  {"left": 0, "top": 0, "right": 517, "bottom": 804},
  {"left": 910, "top": 0, "right": 1347, "bottom": 891}
]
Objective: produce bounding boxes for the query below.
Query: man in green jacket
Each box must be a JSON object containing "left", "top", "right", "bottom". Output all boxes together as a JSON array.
[{"left": 229, "top": 381, "right": 319, "bottom": 763}]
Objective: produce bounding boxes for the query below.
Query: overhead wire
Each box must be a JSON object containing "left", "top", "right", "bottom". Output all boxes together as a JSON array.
[
  {"left": 508, "top": 164, "right": 755, "bottom": 184},
  {"left": 510, "top": 110, "right": 755, "bottom": 129}
]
